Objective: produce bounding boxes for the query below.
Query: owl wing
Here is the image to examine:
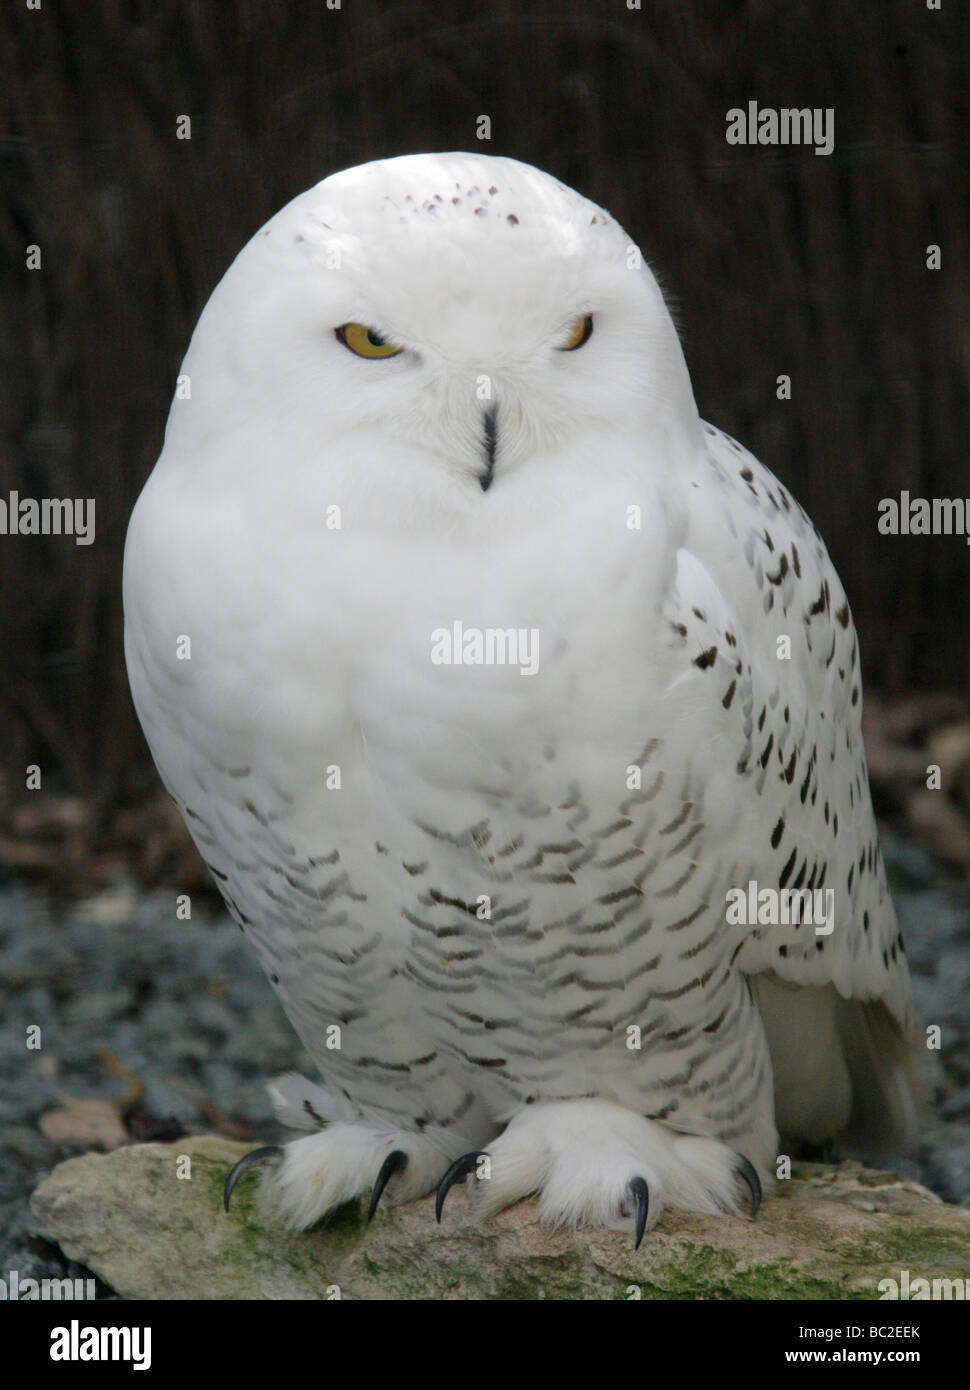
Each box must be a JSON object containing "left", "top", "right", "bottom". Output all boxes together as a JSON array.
[{"left": 661, "top": 422, "right": 920, "bottom": 1151}]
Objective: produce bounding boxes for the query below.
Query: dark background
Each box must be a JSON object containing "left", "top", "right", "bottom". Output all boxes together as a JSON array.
[{"left": 1, "top": 0, "right": 968, "bottom": 830}]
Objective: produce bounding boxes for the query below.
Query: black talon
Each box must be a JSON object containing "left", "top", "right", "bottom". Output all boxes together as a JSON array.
[
  {"left": 734, "top": 1153, "right": 762, "bottom": 1218},
  {"left": 435, "top": 1151, "right": 486, "bottom": 1223},
  {"left": 629, "top": 1176, "right": 650, "bottom": 1249},
  {"left": 224, "top": 1145, "right": 283, "bottom": 1212},
  {"left": 368, "top": 1149, "right": 408, "bottom": 1221}
]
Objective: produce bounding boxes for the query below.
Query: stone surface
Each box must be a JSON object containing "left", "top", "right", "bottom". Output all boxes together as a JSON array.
[
  {"left": 906, "top": 789, "right": 970, "bottom": 872},
  {"left": 862, "top": 698, "right": 970, "bottom": 871},
  {"left": 30, "top": 1135, "right": 970, "bottom": 1300},
  {"left": 38, "top": 1095, "right": 128, "bottom": 1151},
  {"left": 927, "top": 723, "right": 970, "bottom": 811}
]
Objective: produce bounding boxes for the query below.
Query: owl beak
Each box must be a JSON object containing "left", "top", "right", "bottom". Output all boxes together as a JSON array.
[{"left": 479, "top": 404, "right": 498, "bottom": 492}]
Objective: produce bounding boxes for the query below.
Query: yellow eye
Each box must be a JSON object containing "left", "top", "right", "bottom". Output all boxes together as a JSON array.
[
  {"left": 336, "top": 323, "right": 403, "bottom": 359},
  {"left": 558, "top": 314, "right": 593, "bottom": 351}
]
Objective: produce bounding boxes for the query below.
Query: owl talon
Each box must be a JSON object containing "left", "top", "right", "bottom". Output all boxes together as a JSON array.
[
  {"left": 368, "top": 1148, "right": 409, "bottom": 1220},
  {"left": 629, "top": 1176, "right": 650, "bottom": 1248},
  {"left": 435, "top": 1150, "right": 487, "bottom": 1222},
  {"left": 734, "top": 1153, "right": 762, "bottom": 1217},
  {"left": 224, "top": 1145, "right": 284, "bottom": 1212}
]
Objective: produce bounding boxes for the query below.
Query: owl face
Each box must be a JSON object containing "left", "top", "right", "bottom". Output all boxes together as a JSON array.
[{"left": 169, "top": 154, "right": 698, "bottom": 509}]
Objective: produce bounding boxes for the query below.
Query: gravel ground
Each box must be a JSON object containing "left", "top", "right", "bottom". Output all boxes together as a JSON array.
[{"left": 1, "top": 828, "right": 968, "bottom": 1292}]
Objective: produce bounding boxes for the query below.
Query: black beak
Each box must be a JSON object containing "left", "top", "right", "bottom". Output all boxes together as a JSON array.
[{"left": 479, "top": 404, "right": 497, "bottom": 492}]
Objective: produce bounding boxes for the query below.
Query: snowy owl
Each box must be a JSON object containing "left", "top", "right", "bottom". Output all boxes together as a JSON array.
[{"left": 123, "top": 152, "right": 919, "bottom": 1244}]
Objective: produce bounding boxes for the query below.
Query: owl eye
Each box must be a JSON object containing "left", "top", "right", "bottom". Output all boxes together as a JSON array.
[
  {"left": 558, "top": 314, "right": 594, "bottom": 351},
  {"left": 336, "top": 323, "right": 403, "bottom": 358}
]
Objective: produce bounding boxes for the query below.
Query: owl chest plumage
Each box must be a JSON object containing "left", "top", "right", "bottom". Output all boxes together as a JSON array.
[{"left": 129, "top": 459, "right": 750, "bottom": 1119}]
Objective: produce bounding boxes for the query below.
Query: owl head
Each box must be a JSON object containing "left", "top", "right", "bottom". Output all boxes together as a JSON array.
[{"left": 162, "top": 153, "right": 699, "bottom": 514}]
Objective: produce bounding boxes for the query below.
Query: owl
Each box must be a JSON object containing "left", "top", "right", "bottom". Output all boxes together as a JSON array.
[{"left": 123, "top": 153, "right": 919, "bottom": 1244}]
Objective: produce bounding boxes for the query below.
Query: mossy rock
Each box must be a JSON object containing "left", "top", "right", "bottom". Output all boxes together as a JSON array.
[{"left": 30, "top": 1137, "right": 970, "bottom": 1300}]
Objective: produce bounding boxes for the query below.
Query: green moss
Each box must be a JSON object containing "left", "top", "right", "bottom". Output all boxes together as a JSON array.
[
  {"left": 200, "top": 1154, "right": 258, "bottom": 1221},
  {"left": 319, "top": 1198, "right": 368, "bottom": 1238},
  {"left": 855, "top": 1224, "right": 970, "bottom": 1266},
  {"left": 620, "top": 1245, "right": 872, "bottom": 1301}
]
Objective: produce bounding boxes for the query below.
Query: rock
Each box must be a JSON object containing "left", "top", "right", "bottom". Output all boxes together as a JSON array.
[
  {"left": 30, "top": 1136, "right": 970, "bottom": 1300},
  {"left": 926, "top": 723, "right": 970, "bottom": 811},
  {"left": 866, "top": 693, "right": 968, "bottom": 748},
  {"left": 10, "top": 796, "right": 91, "bottom": 837},
  {"left": 906, "top": 789, "right": 970, "bottom": 872},
  {"left": 38, "top": 1096, "right": 129, "bottom": 1152},
  {"left": 863, "top": 699, "right": 970, "bottom": 834},
  {"left": 863, "top": 705, "right": 932, "bottom": 810},
  {"left": 862, "top": 698, "right": 970, "bottom": 871},
  {"left": 77, "top": 882, "right": 140, "bottom": 928}
]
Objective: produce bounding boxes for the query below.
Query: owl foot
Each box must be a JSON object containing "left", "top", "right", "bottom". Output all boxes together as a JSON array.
[
  {"left": 224, "top": 1145, "right": 283, "bottom": 1211},
  {"left": 229, "top": 1121, "right": 452, "bottom": 1230},
  {"left": 368, "top": 1148, "right": 409, "bottom": 1219},
  {"left": 435, "top": 1098, "right": 764, "bottom": 1244},
  {"left": 226, "top": 1143, "right": 412, "bottom": 1222}
]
